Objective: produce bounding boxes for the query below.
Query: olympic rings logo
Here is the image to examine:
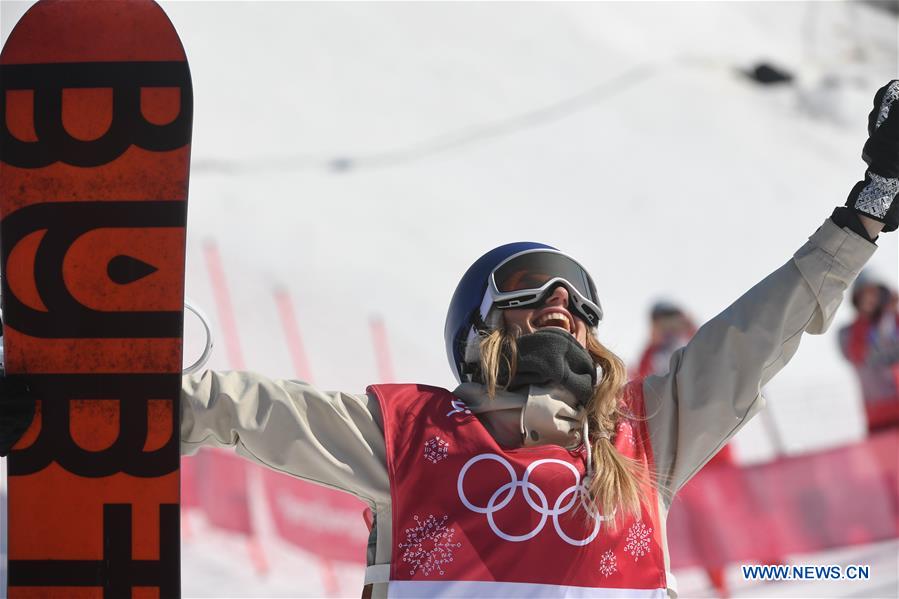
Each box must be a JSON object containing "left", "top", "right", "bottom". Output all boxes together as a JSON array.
[{"left": 456, "top": 453, "right": 611, "bottom": 546}]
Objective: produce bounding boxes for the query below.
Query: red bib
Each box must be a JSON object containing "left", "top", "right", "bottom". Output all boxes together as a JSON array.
[{"left": 369, "top": 382, "right": 667, "bottom": 598}]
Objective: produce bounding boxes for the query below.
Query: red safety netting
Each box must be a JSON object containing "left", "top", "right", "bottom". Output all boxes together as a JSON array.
[
  {"left": 261, "top": 468, "right": 370, "bottom": 562},
  {"left": 181, "top": 429, "right": 898, "bottom": 568},
  {"left": 667, "top": 428, "right": 898, "bottom": 568}
]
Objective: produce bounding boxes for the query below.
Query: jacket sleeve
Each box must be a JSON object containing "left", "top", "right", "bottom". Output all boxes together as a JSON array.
[
  {"left": 643, "top": 218, "right": 877, "bottom": 502},
  {"left": 180, "top": 370, "right": 390, "bottom": 506}
]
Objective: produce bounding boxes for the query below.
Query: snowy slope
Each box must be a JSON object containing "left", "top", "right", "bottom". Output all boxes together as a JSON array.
[
  {"left": 166, "top": 1, "right": 896, "bottom": 459},
  {"left": 1, "top": 1, "right": 898, "bottom": 597}
]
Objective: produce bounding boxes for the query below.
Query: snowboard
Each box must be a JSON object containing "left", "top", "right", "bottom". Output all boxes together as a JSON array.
[{"left": 1, "top": 1, "right": 191, "bottom": 596}]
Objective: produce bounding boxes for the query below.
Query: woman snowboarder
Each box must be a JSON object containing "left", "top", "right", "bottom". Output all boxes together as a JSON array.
[{"left": 3, "top": 82, "right": 898, "bottom": 598}]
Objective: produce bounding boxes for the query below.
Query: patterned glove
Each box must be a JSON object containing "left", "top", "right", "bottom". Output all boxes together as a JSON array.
[{"left": 845, "top": 80, "right": 899, "bottom": 233}]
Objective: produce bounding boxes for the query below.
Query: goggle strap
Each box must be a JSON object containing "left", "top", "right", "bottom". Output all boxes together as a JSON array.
[
  {"left": 476, "top": 288, "right": 495, "bottom": 329},
  {"left": 469, "top": 307, "right": 490, "bottom": 334}
]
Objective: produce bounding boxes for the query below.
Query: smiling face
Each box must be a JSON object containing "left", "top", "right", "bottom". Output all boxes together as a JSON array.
[{"left": 501, "top": 284, "right": 589, "bottom": 348}]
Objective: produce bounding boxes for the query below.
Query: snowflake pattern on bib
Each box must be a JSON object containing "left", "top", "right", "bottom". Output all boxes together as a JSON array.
[
  {"left": 624, "top": 521, "right": 652, "bottom": 561},
  {"left": 424, "top": 436, "right": 450, "bottom": 464},
  {"left": 616, "top": 420, "right": 636, "bottom": 447},
  {"left": 398, "top": 514, "right": 462, "bottom": 576},
  {"left": 599, "top": 549, "right": 618, "bottom": 577}
]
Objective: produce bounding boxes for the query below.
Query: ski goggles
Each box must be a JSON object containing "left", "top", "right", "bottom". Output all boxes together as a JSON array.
[{"left": 480, "top": 249, "right": 603, "bottom": 327}]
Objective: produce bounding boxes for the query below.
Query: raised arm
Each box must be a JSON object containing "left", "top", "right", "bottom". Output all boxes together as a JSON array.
[
  {"left": 644, "top": 218, "right": 875, "bottom": 499},
  {"left": 644, "top": 81, "right": 898, "bottom": 502},
  {"left": 181, "top": 370, "right": 390, "bottom": 506}
]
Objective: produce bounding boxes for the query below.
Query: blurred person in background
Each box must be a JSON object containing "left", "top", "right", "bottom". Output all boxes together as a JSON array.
[
  {"left": 635, "top": 300, "right": 697, "bottom": 380},
  {"left": 3, "top": 82, "right": 899, "bottom": 599},
  {"left": 838, "top": 270, "right": 899, "bottom": 434}
]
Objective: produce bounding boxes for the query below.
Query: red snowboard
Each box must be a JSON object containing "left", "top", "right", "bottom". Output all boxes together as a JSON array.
[{"left": 1, "top": 1, "right": 191, "bottom": 596}]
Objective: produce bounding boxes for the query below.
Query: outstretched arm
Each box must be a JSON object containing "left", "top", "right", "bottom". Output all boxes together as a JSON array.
[
  {"left": 181, "top": 370, "right": 390, "bottom": 506},
  {"left": 644, "top": 81, "right": 898, "bottom": 502},
  {"left": 644, "top": 218, "right": 875, "bottom": 500}
]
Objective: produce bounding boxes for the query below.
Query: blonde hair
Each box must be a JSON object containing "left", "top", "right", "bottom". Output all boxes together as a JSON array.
[{"left": 478, "top": 327, "right": 646, "bottom": 524}]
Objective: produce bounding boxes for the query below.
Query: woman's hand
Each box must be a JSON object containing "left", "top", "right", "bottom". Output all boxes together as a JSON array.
[{"left": 845, "top": 81, "right": 899, "bottom": 235}]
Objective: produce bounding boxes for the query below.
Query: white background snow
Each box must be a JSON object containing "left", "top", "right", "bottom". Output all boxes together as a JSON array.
[{"left": 1, "top": 1, "right": 898, "bottom": 597}]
